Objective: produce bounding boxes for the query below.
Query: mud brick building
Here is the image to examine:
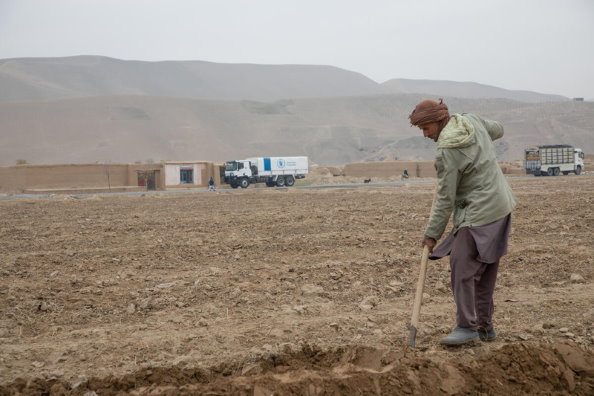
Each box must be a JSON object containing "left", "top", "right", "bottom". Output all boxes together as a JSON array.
[{"left": 0, "top": 161, "right": 223, "bottom": 194}]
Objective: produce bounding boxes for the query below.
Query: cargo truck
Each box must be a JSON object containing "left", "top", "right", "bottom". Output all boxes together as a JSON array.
[
  {"left": 224, "top": 156, "right": 308, "bottom": 188},
  {"left": 523, "top": 145, "right": 584, "bottom": 176}
]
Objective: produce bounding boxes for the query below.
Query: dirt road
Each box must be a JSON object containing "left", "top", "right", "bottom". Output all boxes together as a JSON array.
[{"left": 1, "top": 176, "right": 593, "bottom": 395}]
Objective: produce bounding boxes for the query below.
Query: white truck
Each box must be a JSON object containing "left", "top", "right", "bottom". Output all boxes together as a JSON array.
[
  {"left": 223, "top": 156, "right": 308, "bottom": 188},
  {"left": 523, "top": 145, "right": 584, "bottom": 176}
]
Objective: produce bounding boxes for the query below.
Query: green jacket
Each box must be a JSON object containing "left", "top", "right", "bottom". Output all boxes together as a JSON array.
[{"left": 424, "top": 113, "right": 516, "bottom": 240}]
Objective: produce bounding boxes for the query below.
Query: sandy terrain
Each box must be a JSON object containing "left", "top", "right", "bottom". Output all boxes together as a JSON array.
[{"left": 0, "top": 175, "right": 593, "bottom": 395}]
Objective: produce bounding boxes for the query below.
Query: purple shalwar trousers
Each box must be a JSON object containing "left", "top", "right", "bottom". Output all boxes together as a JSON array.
[{"left": 430, "top": 214, "right": 512, "bottom": 331}]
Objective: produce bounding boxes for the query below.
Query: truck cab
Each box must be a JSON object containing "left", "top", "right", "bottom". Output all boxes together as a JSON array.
[
  {"left": 225, "top": 160, "right": 251, "bottom": 176},
  {"left": 224, "top": 160, "right": 253, "bottom": 188},
  {"left": 575, "top": 149, "right": 585, "bottom": 163}
]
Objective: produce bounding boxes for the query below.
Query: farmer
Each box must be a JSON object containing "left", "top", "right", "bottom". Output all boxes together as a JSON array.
[
  {"left": 208, "top": 176, "right": 216, "bottom": 191},
  {"left": 409, "top": 99, "right": 516, "bottom": 346}
]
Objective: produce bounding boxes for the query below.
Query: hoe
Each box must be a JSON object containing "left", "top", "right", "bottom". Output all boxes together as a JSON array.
[{"left": 408, "top": 244, "right": 430, "bottom": 347}]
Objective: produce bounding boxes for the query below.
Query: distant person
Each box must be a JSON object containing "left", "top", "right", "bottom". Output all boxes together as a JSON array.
[
  {"left": 208, "top": 176, "right": 216, "bottom": 191},
  {"left": 408, "top": 99, "right": 516, "bottom": 346},
  {"left": 402, "top": 168, "right": 409, "bottom": 179}
]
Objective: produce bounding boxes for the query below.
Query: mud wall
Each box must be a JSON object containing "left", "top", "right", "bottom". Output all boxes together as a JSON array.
[
  {"left": 208, "top": 163, "right": 225, "bottom": 185},
  {"left": 0, "top": 166, "right": 25, "bottom": 193},
  {"left": 0, "top": 163, "right": 130, "bottom": 193},
  {"left": 342, "top": 160, "right": 526, "bottom": 178},
  {"left": 499, "top": 163, "right": 525, "bottom": 175},
  {"left": 343, "top": 161, "right": 437, "bottom": 178}
]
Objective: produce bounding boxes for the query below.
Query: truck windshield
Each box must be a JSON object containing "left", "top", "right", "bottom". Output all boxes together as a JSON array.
[
  {"left": 225, "top": 161, "right": 238, "bottom": 171},
  {"left": 525, "top": 149, "right": 539, "bottom": 160}
]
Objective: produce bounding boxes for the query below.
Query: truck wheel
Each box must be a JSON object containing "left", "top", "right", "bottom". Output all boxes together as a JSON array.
[
  {"left": 239, "top": 178, "right": 249, "bottom": 188},
  {"left": 562, "top": 171, "right": 569, "bottom": 175},
  {"left": 285, "top": 175, "right": 295, "bottom": 186},
  {"left": 276, "top": 177, "right": 285, "bottom": 187},
  {"left": 547, "top": 168, "right": 554, "bottom": 176},
  {"left": 553, "top": 167, "right": 560, "bottom": 176},
  {"left": 575, "top": 166, "right": 582, "bottom": 175}
]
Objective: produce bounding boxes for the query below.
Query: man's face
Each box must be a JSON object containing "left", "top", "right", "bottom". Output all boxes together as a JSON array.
[{"left": 419, "top": 122, "right": 440, "bottom": 142}]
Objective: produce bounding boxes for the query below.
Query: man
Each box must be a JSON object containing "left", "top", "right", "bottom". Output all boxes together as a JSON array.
[{"left": 408, "top": 99, "right": 516, "bottom": 346}]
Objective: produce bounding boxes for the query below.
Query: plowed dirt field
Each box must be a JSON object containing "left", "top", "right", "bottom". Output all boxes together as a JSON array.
[{"left": 1, "top": 176, "right": 593, "bottom": 395}]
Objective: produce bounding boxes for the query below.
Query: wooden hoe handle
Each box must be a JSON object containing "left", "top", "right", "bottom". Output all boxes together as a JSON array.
[{"left": 408, "top": 244, "right": 430, "bottom": 347}]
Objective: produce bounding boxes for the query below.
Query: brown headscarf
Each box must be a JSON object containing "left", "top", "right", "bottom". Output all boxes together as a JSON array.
[{"left": 408, "top": 99, "right": 450, "bottom": 131}]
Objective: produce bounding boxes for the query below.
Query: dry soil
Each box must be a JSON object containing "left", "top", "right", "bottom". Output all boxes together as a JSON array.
[{"left": 1, "top": 175, "right": 593, "bottom": 395}]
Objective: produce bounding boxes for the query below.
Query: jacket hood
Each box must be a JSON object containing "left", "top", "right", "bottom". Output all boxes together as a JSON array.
[{"left": 437, "top": 114, "right": 475, "bottom": 149}]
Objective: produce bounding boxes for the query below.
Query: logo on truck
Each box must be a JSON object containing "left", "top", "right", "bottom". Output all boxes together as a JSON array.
[{"left": 276, "top": 159, "right": 286, "bottom": 168}]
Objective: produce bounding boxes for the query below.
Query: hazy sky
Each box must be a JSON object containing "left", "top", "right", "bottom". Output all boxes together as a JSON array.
[{"left": 1, "top": 0, "right": 593, "bottom": 98}]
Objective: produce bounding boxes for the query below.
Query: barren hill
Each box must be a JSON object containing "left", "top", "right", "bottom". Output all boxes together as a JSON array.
[
  {"left": 382, "top": 78, "right": 568, "bottom": 102},
  {"left": 0, "top": 56, "right": 386, "bottom": 102},
  {"left": 0, "top": 56, "right": 591, "bottom": 167},
  {"left": 0, "top": 56, "right": 569, "bottom": 103},
  {"left": 1, "top": 94, "right": 592, "bottom": 166}
]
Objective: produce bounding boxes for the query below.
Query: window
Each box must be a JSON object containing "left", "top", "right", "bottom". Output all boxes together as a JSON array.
[{"left": 180, "top": 168, "right": 193, "bottom": 184}]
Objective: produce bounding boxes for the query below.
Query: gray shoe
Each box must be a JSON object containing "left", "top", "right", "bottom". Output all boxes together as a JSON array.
[
  {"left": 440, "top": 327, "right": 479, "bottom": 346},
  {"left": 478, "top": 327, "right": 496, "bottom": 342}
]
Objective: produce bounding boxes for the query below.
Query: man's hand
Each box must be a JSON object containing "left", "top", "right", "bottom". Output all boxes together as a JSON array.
[{"left": 421, "top": 236, "right": 437, "bottom": 253}]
